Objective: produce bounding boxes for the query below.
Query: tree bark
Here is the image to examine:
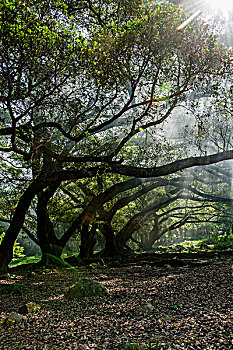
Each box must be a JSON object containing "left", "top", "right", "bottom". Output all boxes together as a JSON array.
[
  {"left": 79, "top": 225, "right": 97, "bottom": 259},
  {"left": 36, "top": 188, "right": 64, "bottom": 266},
  {"left": 98, "top": 223, "right": 118, "bottom": 257},
  {"left": 142, "top": 215, "right": 160, "bottom": 251},
  {"left": 40, "top": 242, "right": 64, "bottom": 266}
]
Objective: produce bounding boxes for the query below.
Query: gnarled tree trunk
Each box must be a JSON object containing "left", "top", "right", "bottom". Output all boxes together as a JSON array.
[
  {"left": 79, "top": 225, "right": 97, "bottom": 259},
  {"left": 36, "top": 189, "right": 64, "bottom": 266},
  {"left": 0, "top": 176, "right": 48, "bottom": 274},
  {"left": 142, "top": 215, "right": 160, "bottom": 251},
  {"left": 98, "top": 223, "right": 118, "bottom": 257}
]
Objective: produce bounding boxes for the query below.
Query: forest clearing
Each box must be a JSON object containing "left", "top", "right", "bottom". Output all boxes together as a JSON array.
[{"left": 1, "top": 0, "right": 233, "bottom": 348}]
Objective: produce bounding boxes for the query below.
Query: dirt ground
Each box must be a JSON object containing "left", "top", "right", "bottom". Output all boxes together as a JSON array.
[{"left": 0, "top": 256, "right": 232, "bottom": 349}]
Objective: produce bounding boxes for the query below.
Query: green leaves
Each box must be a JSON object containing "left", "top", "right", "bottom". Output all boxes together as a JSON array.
[{"left": 0, "top": 232, "right": 25, "bottom": 258}]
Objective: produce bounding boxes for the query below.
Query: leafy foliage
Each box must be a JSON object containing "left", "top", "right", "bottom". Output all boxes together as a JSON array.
[
  {"left": 0, "top": 0, "right": 233, "bottom": 272},
  {"left": 0, "top": 232, "right": 25, "bottom": 258}
]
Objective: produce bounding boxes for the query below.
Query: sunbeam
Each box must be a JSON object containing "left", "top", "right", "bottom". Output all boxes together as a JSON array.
[{"left": 210, "top": 0, "right": 233, "bottom": 12}]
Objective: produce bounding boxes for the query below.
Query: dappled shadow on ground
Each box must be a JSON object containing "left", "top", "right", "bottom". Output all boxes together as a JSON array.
[{"left": 0, "top": 257, "right": 232, "bottom": 349}]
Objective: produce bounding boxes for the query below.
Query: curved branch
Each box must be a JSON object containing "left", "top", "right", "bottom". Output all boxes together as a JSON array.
[{"left": 111, "top": 149, "right": 233, "bottom": 177}]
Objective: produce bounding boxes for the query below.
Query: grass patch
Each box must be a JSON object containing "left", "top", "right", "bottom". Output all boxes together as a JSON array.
[
  {"left": 9, "top": 256, "right": 41, "bottom": 267},
  {"left": 153, "top": 235, "right": 233, "bottom": 253},
  {"left": 205, "top": 234, "right": 233, "bottom": 250}
]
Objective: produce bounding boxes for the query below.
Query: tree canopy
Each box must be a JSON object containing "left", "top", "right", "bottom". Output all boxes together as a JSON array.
[{"left": 1, "top": 0, "right": 233, "bottom": 272}]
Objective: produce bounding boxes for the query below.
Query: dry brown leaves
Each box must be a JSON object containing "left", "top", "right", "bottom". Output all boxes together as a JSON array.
[{"left": 0, "top": 257, "right": 232, "bottom": 349}]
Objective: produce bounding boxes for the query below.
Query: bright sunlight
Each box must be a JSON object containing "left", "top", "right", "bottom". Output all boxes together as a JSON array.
[
  {"left": 209, "top": 0, "right": 233, "bottom": 13},
  {"left": 177, "top": 0, "right": 233, "bottom": 30}
]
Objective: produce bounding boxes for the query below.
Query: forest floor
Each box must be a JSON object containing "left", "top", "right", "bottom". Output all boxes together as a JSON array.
[{"left": 0, "top": 254, "right": 232, "bottom": 350}]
